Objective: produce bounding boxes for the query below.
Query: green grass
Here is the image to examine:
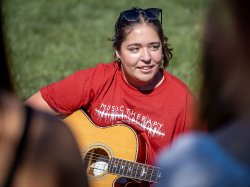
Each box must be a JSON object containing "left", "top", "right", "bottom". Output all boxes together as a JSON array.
[{"left": 2, "top": 0, "right": 207, "bottom": 100}]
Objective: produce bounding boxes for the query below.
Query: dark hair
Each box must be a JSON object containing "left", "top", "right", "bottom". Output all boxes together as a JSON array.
[
  {"left": 197, "top": 0, "right": 250, "bottom": 131},
  {"left": 109, "top": 7, "right": 172, "bottom": 69},
  {"left": 0, "top": 5, "right": 14, "bottom": 93}
]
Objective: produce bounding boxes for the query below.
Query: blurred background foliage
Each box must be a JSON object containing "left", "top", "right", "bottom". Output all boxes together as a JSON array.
[{"left": 2, "top": 0, "right": 207, "bottom": 99}]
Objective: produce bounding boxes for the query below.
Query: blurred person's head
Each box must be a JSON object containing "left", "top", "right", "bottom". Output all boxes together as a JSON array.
[{"left": 197, "top": 0, "right": 250, "bottom": 131}]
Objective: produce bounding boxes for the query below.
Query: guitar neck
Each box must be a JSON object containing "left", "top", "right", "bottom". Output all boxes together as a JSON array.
[{"left": 108, "top": 157, "right": 161, "bottom": 183}]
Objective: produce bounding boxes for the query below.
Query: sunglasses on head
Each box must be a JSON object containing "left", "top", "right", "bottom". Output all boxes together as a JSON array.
[{"left": 120, "top": 8, "right": 162, "bottom": 24}]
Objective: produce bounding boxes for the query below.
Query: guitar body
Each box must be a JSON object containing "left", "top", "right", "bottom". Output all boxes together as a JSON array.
[{"left": 64, "top": 110, "right": 144, "bottom": 187}]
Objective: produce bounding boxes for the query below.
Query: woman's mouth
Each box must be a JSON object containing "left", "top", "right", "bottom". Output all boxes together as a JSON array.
[{"left": 138, "top": 66, "right": 153, "bottom": 73}]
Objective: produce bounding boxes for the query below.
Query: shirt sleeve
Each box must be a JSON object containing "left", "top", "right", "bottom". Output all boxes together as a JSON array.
[
  {"left": 40, "top": 62, "right": 119, "bottom": 115},
  {"left": 40, "top": 68, "right": 95, "bottom": 114},
  {"left": 172, "top": 86, "right": 196, "bottom": 141}
]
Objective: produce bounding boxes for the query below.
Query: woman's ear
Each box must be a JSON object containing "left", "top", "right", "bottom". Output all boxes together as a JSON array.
[{"left": 115, "top": 50, "right": 121, "bottom": 59}]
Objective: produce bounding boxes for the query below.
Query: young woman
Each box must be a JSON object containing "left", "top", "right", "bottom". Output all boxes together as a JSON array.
[{"left": 26, "top": 7, "right": 195, "bottom": 186}]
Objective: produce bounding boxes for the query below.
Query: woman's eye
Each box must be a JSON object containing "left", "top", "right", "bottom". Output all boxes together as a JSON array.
[
  {"left": 150, "top": 45, "right": 160, "bottom": 51},
  {"left": 129, "top": 47, "right": 139, "bottom": 53}
]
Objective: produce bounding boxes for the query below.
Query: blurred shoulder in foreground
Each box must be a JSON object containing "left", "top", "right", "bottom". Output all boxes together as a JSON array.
[{"left": 0, "top": 93, "right": 89, "bottom": 187}]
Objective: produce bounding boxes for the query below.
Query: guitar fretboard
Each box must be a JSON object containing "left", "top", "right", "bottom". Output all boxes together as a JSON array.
[{"left": 108, "top": 157, "right": 161, "bottom": 183}]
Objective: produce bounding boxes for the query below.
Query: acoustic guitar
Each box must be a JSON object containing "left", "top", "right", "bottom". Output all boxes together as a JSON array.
[{"left": 64, "top": 109, "right": 161, "bottom": 187}]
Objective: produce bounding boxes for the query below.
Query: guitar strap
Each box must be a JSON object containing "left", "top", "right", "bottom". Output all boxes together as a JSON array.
[
  {"left": 3, "top": 106, "right": 32, "bottom": 187},
  {"left": 137, "top": 131, "right": 154, "bottom": 166}
]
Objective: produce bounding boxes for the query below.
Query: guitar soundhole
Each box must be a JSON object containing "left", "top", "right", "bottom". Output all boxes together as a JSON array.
[{"left": 83, "top": 147, "right": 110, "bottom": 178}]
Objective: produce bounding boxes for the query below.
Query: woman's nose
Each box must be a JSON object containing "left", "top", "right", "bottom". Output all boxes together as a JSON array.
[{"left": 141, "top": 48, "right": 151, "bottom": 63}]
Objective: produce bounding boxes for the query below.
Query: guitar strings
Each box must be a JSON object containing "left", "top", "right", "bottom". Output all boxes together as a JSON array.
[
  {"left": 82, "top": 152, "right": 160, "bottom": 171},
  {"left": 81, "top": 152, "right": 161, "bottom": 181},
  {"left": 83, "top": 152, "right": 160, "bottom": 169},
  {"left": 83, "top": 152, "right": 158, "bottom": 166}
]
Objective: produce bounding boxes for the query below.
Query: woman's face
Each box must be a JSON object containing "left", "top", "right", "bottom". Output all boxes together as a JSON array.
[{"left": 115, "top": 24, "right": 163, "bottom": 90}]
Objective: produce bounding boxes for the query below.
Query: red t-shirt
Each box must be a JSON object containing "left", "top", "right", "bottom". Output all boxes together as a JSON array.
[{"left": 40, "top": 61, "right": 194, "bottom": 164}]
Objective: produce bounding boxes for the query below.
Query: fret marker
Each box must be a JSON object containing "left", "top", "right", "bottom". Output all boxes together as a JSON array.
[{"left": 141, "top": 167, "right": 146, "bottom": 177}]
